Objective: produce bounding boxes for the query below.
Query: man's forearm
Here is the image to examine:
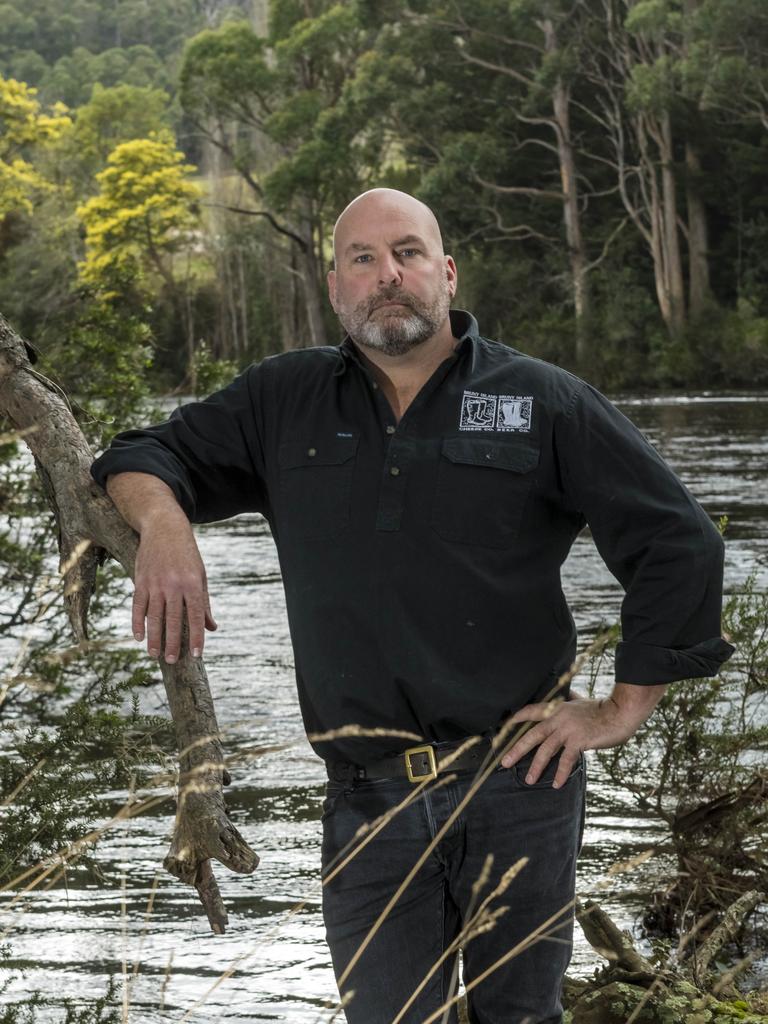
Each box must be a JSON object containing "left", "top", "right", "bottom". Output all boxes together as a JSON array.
[{"left": 106, "top": 472, "right": 189, "bottom": 535}]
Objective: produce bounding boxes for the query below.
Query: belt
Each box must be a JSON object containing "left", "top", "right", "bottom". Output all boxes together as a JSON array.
[{"left": 326, "top": 734, "right": 501, "bottom": 785}]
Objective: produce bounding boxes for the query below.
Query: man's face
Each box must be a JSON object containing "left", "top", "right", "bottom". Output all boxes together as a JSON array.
[{"left": 328, "top": 195, "right": 457, "bottom": 356}]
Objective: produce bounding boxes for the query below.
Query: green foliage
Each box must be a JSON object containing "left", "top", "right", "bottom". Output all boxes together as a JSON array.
[
  {"left": 189, "top": 340, "right": 238, "bottom": 398},
  {"left": 179, "top": 22, "right": 273, "bottom": 123},
  {"left": 41, "top": 300, "right": 156, "bottom": 444},
  {"left": 0, "top": 0, "right": 212, "bottom": 107},
  {"left": 0, "top": 664, "right": 166, "bottom": 888},
  {"left": 69, "top": 82, "right": 170, "bottom": 173},
  {"left": 624, "top": 0, "right": 682, "bottom": 38},
  {"left": 648, "top": 301, "right": 768, "bottom": 388},
  {"left": 590, "top": 573, "right": 768, "bottom": 932}
]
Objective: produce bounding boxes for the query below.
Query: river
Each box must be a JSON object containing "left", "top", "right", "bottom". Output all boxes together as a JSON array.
[{"left": 1, "top": 391, "right": 767, "bottom": 1022}]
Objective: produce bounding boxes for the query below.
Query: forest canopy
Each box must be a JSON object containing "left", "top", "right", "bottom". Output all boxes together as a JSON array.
[{"left": 0, "top": 0, "right": 767, "bottom": 390}]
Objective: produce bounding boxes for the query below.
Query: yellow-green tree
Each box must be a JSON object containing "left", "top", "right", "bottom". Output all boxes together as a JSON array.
[
  {"left": 77, "top": 131, "right": 202, "bottom": 362},
  {"left": 0, "top": 75, "right": 71, "bottom": 218}
]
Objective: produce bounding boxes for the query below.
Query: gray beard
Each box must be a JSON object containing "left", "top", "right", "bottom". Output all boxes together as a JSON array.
[
  {"left": 337, "top": 286, "right": 449, "bottom": 356},
  {"left": 356, "top": 312, "right": 433, "bottom": 356}
]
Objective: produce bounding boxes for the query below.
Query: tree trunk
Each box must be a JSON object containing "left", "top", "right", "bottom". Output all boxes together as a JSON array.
[
  {"left": 686, "top": 141, "right": 711, "bottom": 318},
  {"left": 297, "top": 221, "right": 328, "bottom": 348},
  {"left": 635, "top": 112, "right": 675, "bottom": 332},
  {"left": 545, "top": 19, "right": 590, "bottom": 363},
  {"left": 237, "top": 244, "right": 248, "bottom": 358},
  {"left": 682, "top": 0, "right": 711, "bottom": 320},
  {"left": 0, "top": 314, "right": 259, "bottom": 933},
  {"left": 659, "top": 110, "right": 686, "bottom": 335}
]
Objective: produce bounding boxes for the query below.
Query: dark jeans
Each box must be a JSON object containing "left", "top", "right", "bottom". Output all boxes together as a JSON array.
[{"left": 320, "top": 750, "right": 586, "bottom": 1024}]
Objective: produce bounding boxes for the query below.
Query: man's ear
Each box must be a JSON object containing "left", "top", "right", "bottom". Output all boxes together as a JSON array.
[
  {"left": 445, "top": 255, "right": 458, "bottom": 299},
  {"left": 327, "top": 268, "right": 337, "bottom": 311}
]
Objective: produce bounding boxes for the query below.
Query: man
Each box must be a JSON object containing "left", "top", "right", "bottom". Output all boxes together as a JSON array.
[{"left": 91, "top": 189, "right": 733, "bottom": 1024}]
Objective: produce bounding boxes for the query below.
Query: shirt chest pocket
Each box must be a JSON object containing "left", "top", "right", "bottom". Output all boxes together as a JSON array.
[
  {"left": 432, "top": 437, "right": 539, "bottom": 548},
  {"left": 277, "top": 436, "right": 358, "bottom": 540}
]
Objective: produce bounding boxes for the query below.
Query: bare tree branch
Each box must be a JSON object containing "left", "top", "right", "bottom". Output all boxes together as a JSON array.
[{"left": 0, "top": 316, "right": 260, "bottom": 933}]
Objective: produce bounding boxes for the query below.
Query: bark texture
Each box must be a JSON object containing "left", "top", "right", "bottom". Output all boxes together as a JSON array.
[{"left": 0, "top": 313, "right": 259, "bottom": 933}]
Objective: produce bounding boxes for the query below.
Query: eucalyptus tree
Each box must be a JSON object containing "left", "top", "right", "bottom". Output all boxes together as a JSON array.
[
  {"left": 179, "top": 2, "right": 379, "bottom": 349},
  {"left": 582, "top": 0, "right": 768, "bottom": 336},
  {"left": 419, "top": 0, "right": 607, "bottom": 362}
]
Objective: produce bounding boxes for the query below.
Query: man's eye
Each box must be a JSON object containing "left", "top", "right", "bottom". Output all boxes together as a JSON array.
[
  {"left": 398, "top": 249, "right": 420, "bottom": 258},
  {"left": 354, "top": 254, "right": 372, "bottom": 263}
]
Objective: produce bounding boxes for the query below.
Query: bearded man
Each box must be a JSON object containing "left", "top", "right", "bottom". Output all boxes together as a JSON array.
[{"left": 91, "top": 188, "right": 733, "bottom": 1024}]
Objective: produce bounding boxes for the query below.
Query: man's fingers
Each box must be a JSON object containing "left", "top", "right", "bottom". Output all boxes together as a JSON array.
[
  {"left": 163, "top": 593, "right": 183, "bottom": 663},
  {"left": 552, "top": 750, "right": 581, "bottom": 789},
  {"left": 186, "top": 593, "right": 206, "bottom": 658},
  {"left": 204, "top": 592, "right": 217, "bottom": 632},
  {"left": 500, "top": 723, "right": 550, "bottom": 768},
  {"left": 523, "top": 736, "right": 563, "bottom": 784},
  {"left": 146, "top": 594, "right": 165, "bottom": 658},
  {"left": 132, "top": 586, "right": 148, "bottom": 642}
]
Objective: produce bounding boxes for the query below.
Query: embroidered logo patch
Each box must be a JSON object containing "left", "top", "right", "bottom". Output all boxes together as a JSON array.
[
  {"left": 460, "top": 391, "right": 533, "bottom": 432},
  {"left": 497, "top": 396, "right": 533, "bottom": 432},
  {"left": 460, "top": 391, "right": 497, "bottom": 430}
]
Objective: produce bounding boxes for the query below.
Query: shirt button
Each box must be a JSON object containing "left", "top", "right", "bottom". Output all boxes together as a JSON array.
[
  {"left": 372, "top": 381, "right": 379, "bottom": 389},
  {"left": 307, "top": 447, "right": 317, "bottom": 457},
  {"left": 386, "top": 425, "right": 396, "bottom": 435},
  {"left": 389, "top": 466, "right": 400, "bottom": 476}
]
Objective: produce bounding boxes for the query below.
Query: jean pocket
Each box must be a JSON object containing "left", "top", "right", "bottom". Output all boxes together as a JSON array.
[
  {"left": 513, "top": 749, "right": 584, "bottom": 789},
  {"left": 431, "top": 436, "right": 539, "bottom": 548},
  {"left": 320, "top": 780, "right": 350, "bottom": 823}
]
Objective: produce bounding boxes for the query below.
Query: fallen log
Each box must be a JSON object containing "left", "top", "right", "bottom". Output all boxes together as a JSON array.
[
  {"left": 566, "top": 896, "right": 768, "bottom": 1024},
  {"left": 0, "top": 313, "right": 259, "bottom": 933}
]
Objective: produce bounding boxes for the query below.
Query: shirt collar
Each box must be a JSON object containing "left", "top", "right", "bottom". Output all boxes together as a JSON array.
[{"left": 334, "top": 309, "right": 479, "bottom": 376}]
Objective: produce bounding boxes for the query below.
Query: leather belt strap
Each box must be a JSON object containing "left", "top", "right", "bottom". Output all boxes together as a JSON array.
[{"left": 326, "top": 734, "right": 500, "bottom": 784}]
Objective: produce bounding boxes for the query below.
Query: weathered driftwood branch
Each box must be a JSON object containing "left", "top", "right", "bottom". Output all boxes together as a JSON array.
[
  {"left": 0, "top": 314, "right": 259, "bottom": 933},
  {"left": 577, "top": 898, "right": 656, "bottom": 979},
  {"left": 690, "top": 889, "right": 764, "bottom": 980},
  {"left": 569, "top": 896, "right": 768, "bottom": 1024}
]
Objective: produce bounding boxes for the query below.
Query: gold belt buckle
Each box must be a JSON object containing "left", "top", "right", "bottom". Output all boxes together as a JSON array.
[{"left": 404, "top": 744, "right": 438, "bottom": 783}]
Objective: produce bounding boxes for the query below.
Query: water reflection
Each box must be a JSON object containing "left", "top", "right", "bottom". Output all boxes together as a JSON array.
[{"left": 1, "top": 393, "right": 766, "bottom": 1021}]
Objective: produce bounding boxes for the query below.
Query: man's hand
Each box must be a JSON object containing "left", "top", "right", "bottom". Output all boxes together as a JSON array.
[
  {"left": 133, "top": 517, "right": 217, "bottom": 663},
  {"left": 106, "top": 472, "right": 218, "bottom": 662},
  {"left": 500, "top": 683, "right": 668, "bottom": 788}
]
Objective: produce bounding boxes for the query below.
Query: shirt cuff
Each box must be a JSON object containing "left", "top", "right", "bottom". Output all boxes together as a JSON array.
[
  {"left": 615, "top": 636, "right": 735, "bottom": 684},
  {"left": 90, "top": 453, "right": 196, "bottom": 520}
]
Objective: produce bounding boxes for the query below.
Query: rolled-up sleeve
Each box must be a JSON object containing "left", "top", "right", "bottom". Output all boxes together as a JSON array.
[
  {"left": 555, "top": 382, "right": 734, "bottom": 684},
  {"left": 90, "top": 364, "right": 268, "bottom": 524}
]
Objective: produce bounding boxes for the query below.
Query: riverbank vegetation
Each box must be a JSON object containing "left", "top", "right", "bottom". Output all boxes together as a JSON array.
[{"left": 0, "top": 0, "right": 767, "bottom": 390}]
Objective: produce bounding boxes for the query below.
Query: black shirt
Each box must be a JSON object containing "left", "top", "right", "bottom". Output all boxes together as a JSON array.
[{"left": 91, "top": 311, "right": 734, "bottom": 764}]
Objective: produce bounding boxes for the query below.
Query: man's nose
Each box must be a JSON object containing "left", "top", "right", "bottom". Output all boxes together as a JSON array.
[{"left": 378, "top": 252, "right": 404, "bottom": 286}]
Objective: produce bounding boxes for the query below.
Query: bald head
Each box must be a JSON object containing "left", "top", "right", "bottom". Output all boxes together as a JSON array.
[{"left": 332, "top": 188, "right": 445, "bottom": 267}]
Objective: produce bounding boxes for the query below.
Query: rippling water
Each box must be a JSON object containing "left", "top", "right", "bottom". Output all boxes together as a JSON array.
[{"left": 2, "top": 392, "right": 767, "bottom": 1022}]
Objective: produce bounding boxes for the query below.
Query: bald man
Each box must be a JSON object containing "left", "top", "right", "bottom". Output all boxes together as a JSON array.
[{"left": 91, "top": 188, "right": 732, "bottom": 1023}]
